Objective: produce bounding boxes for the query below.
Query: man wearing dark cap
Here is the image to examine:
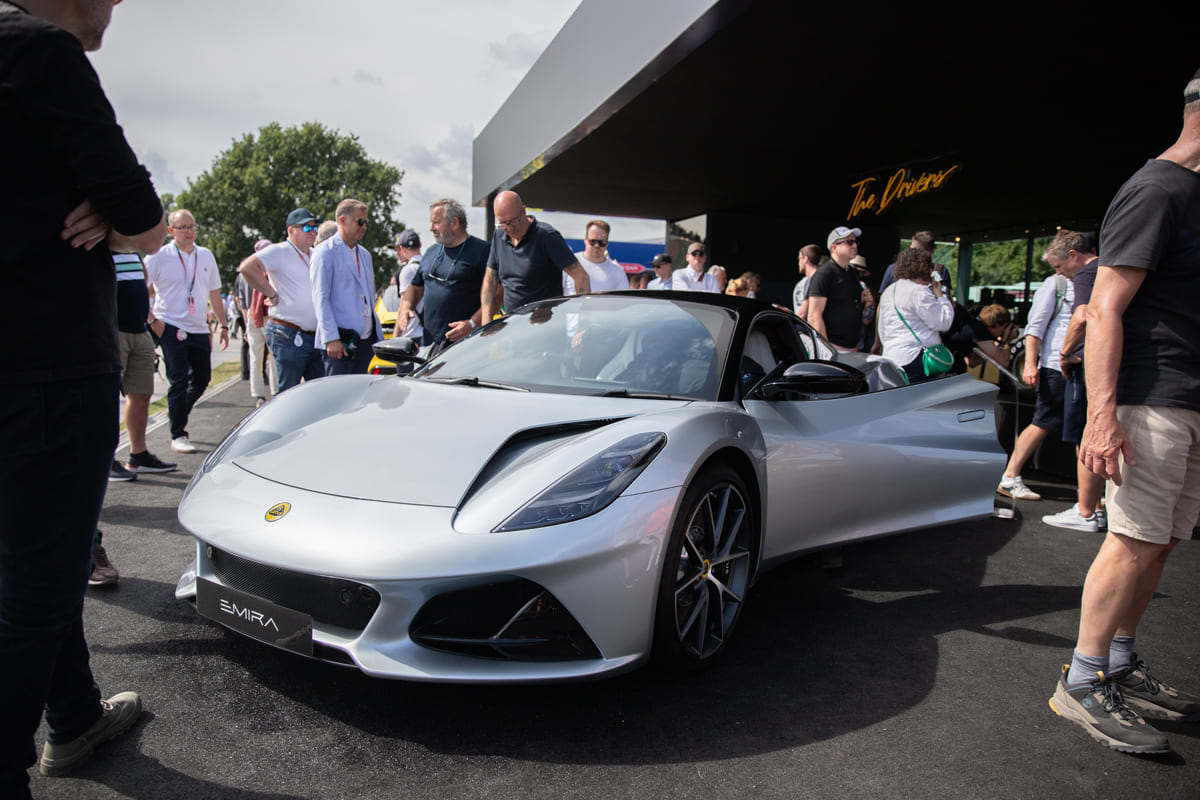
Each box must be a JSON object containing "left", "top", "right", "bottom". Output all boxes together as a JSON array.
[
  {"left": 1047, "top": 68, "right": 1200, "bottom": 755},
  {"left": 673, "top": 242, "right": 720, "bottom": 292},
  {"left": 392, "top": 230, "right": 423, "bottom": 341},
  {"left": 647, "top": 253, "right": 674, "bottom": 290},
  {"left": 237, "top": 208, "right": 324, "bottom": 393},
  {"left": 1, "top": 2, "right": 168, "bottom": 794}
]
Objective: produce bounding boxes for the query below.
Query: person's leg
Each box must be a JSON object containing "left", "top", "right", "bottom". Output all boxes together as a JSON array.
[
  {"left": 1002, "top": 423, "right": 1050, "bottom": 477},
  {"left": 183, "top": 334, "right": 212, "bottom": 417},
  {"left": 157, "top": 325, "right": 190, "bottom": 440},
  {"left": 124, "top": 393, "right": 151, "bottom": 453},
  {"left": 246, "top": 322, "right": 267, "bottom": 399},
  {"left": 120, "top": 332, "right": 156, "bottom": 455},
  {"left": 1074, "top": 533, "right": 1171, "bottom": 664},
  {"left": 0, "top": 374, "right": 117, "bottom": 794}
]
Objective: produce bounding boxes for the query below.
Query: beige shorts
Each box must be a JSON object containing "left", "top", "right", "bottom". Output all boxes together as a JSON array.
[
  {"left": 118, "top": 330, "right": 156, "bottom": 396},
  {"left": 1105, "top": 405, "right": 1200, "bottom": 545}
]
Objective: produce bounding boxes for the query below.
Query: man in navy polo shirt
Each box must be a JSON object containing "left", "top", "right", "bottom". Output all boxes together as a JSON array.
[{"left": 481, "top": 190, "right": 590, "bottom": 320}]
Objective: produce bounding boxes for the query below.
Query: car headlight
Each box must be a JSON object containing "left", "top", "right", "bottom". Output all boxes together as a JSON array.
[{"left": 494, "top": 432, "right": 667, "bottom": 532}]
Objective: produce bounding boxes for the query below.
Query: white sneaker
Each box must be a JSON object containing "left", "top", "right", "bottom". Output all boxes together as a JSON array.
[
  {"left": 998, "top": 475, "right": 1041, "bottom": 501},
  {"left": 1042, "top": 504, "right": 1100, "bottom": 532},
  {"left": 170, "top": 436, "right": 198, "bottom": 454}
]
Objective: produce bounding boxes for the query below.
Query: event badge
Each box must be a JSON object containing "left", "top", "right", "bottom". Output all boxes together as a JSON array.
[
  {"left": 187, "top": 295, "right": 196, "bottom": 314},
  {"left": 294, "top": 332, "right": 303, "bottom": 347},
  {"left": 176, "top": 329, "right": 187, "bottom": 341}
]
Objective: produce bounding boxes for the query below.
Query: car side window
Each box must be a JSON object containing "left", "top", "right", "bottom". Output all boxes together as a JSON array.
[{"left": 739, "top": 316, "right": 807, "bottom": 398}]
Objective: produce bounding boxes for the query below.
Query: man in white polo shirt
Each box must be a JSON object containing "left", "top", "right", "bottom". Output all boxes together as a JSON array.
[
  {"left": 672, "top": 241, "right": 720, "bottom": 291},
  {"left": 237, "top": 208, "right": 323, "bottom": 394},
  {"left": 145, "top": 208, "right": 229, "bottom": 454}
]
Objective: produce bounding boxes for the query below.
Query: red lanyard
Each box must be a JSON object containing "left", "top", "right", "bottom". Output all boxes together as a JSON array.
[{"left": 175, "top": 245, "right": 197, "bottom": 296}]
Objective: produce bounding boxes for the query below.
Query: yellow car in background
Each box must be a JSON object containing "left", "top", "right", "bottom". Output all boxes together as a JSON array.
[{"left": 369, "top": 297, "right": 398, "bottom": 375}]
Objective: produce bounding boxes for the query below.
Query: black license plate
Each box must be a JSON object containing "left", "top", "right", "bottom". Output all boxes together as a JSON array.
[{"left": 196, "top": 577, "right": 313, "bottom": 657}]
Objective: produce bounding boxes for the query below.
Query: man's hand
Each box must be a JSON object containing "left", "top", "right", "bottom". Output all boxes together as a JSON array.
[
  {"left": 1059, "top": 353, "right": 1082, "bottom": 378},
  {"left": 1022, "top": 361, "right": 1038, "bottom": 386},
  {"left": 397, "top": 307, "right": 415, "bottom": 331},
  {"left": 149, "top": 319, "right": 165, "bottom": 338},
  {"left": 326, "top": 340, "right": 347, "bottom": 360},
  {"left": 61, "top": 200, "right": 109, "bottom": 250},
  {"left": 1079, "top": 408, "right": 1135, "bottom": 484},
  {"left": 217, "top": 327, "right": 230, "bottom": 350},
  {"left": 445, "top": 319, "right": 473, "bottom": 341}
]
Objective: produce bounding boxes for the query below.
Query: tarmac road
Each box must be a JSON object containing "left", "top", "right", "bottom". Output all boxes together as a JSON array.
[{"left": 31, "top": 375, "right": 1200, "bottom": 799}]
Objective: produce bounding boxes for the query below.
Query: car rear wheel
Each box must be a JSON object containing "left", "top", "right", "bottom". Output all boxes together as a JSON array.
[{"left": 652, "top": 464, "right": 755, "bottom": 672}]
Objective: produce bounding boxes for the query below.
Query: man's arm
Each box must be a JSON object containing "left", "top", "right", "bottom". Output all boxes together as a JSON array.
[
  {"left": 238, "top": 255, "right": 276, "bottom": 301},
  {"left": 481, "top": 268, "right": 502, "bottom": 322},
  {"left": 208, "top": 288, "right": 230, "bottom": 350},
  {"left": 1078, "top": 266, "right": 1146, "bottom": 483},
  {"left": 61, "top": 199, "right": 167, "bottom": 255},
  {"left": 1058, "top": 303, "right": 1087, "bottom": 375},
  {"left": 562, "top": 261, "right": 590, "bottom": 295},
  {"left": 807, "top": 296, "right": 828, "bottom": 339},
  {"left": 1022, "top": 334, "right": 1041, "bottom": 386},
  {"left": 397, "top": 283, "right": 424, "bottom": 332}
]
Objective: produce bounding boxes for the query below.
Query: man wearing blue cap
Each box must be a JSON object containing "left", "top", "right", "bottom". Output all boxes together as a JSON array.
[{"left": 237, "top": 208, "right": 324, "bottom": 393}]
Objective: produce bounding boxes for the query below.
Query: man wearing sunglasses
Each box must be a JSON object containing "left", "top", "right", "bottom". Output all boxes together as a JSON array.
[
  {"left": 566, "top": 219, "right": 627, "bottom": 294},
  {"left": 237, "top": 208, "right": 325, "bottom": 393},
  {"left": 672, "top": 241, "right": 720, "bottom": 292},
  {"left": 311, "top": 198, "right": 383, "bottom": 375},
  {"left": 808, "top": 226, "right": 868, "bottom": 351},
  {"left": 482, "top": 190, "right": 590, "bottom": 321}
]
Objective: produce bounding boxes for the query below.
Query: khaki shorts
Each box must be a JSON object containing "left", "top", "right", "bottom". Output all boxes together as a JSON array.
[
  {"left": 1106, "top": 405, "right": 1200, "bottom": 545},
  {"left": 118, "top": 330, "right": 156, "bottom": 396}
]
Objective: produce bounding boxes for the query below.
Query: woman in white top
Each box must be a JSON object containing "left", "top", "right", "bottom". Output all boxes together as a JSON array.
[{"left": 877, "top": 247, "right": 955, "bottom": 383}]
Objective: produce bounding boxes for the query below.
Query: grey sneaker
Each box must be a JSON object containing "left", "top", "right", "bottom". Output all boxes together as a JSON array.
[
  {"left": 1048, "top": 665, "right": 1169, "bottom": 753},
  {"left": 998, "top": 475, "right": 1041, "bottom": 501},
  {"left": 1113, "top": 655, "right": 1200, "bottom": 722},
  {"left": 40, "top": 691, "right": 143, "bottom": 776},
  {"left": 1042, "top": 504, "right": 1100, "bottom": 533}
]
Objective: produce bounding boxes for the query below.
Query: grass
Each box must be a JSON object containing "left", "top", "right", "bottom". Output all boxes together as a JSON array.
[{"left": 120, "top": 360, "right": 244, "bottom": 432}]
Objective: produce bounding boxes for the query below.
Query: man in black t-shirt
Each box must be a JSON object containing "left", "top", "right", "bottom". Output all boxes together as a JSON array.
[
  {"left": 808, "top": 226, "right": 867, "bottom": 350},
  {"left": 0, "top": 3, "right": 167, "bottom": 795},
  {"left": 1049, "top": 71, "right": 1200, "bottom": 756},
  {"left": 482, "top": 190, "right": 591, "bottom": 320}
]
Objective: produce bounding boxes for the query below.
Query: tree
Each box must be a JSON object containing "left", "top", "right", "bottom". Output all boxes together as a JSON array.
[{"left": 174, "top": 122, "right": 405, "bottom": 288}]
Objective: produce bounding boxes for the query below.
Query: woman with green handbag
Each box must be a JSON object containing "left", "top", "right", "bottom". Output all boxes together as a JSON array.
[{"left": 876, "top": 247, "right": 955, "bottom": 384}]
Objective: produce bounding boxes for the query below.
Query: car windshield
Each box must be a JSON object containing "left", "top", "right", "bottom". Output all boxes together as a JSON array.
[{"left": 415, "top": 294, "right": 736, "bottom": 399}]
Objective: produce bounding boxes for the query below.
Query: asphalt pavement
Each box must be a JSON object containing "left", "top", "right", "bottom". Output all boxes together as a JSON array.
[{"left": 29, "top": 372, "right": 1200, "bottom": 800}]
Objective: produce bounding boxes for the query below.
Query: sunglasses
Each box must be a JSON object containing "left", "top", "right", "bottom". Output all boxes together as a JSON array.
[
  {"left": 355, "top": 218, "right": 368, "bottom": 228},
  {"left": 689, "top": 249, "right": 706, "bottom": 257},
  {"left": 587, "top": 238, "right": 608, "bottom": 247},
  {"left": 838, "top": 239, "right": 858, "bottom": 246},
  {"left": 301, "top": 224, "right": 320, "bottom": 233}
]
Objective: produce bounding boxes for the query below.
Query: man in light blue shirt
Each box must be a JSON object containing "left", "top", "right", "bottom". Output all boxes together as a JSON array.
[{"left": 311, "top": 198, "right": 383, "bottom": 375}]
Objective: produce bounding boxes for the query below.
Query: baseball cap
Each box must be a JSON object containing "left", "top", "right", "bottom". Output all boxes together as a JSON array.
[
  {"left": 286, "top": 208, "right": 319, "bottom": 227},
  {"left": 827, "top": 226, "right": 862, "bottom": 250},
  {"left": 394, "top": 230, "right": 421, "bottom": 249},
  {"left": 651, "top": 253, "right": 672, "bottom": 266},
  {"left": 687, "top": 242, "right": 706, "bottom": 255}
]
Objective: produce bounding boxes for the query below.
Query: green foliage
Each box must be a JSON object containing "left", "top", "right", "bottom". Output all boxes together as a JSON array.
[
  {"left": 969, "top": 237, "right": 1055, "bottom": 287},
  {"left": 174, "top": 122, "right": 405, "bottom": 287}
]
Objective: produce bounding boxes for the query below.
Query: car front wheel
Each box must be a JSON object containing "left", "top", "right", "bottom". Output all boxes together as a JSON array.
[{"left": 652, "top": 464, "right": 755, "bottom": 671}]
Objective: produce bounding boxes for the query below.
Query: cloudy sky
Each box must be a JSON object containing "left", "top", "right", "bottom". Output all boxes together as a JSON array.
[{"left": 89, "top": 0, "right": 663, "bottom": 244}]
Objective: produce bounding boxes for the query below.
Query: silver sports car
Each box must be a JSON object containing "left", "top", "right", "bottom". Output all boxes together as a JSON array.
[{"left": 176, "top": 292, "right": 1005, "bottom": 682}]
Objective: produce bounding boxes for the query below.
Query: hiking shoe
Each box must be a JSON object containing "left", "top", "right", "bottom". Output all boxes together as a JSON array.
[
  {"left": 170, "top": 436, "right": 198, "bottom": 454},
  {"left": 88, "top": 544, "right": 119, "bottom": 587},
  {"left": 126, "top": 450, "right": 178, "bottom": 473},
  {"left": 998, "top": 475, "right": 1040, "bottom": 501},
  {"left": 108, "top": 460, "right": 137, "bottom": 482},
  {"left": 39, "top": 691, "right": 142, "bottom": 776},
  {"left": 1042, "top": 504, "right": 1100, "bottom": 533},
  {"left": 1113, "top": 655, "right": 1200, "bottom": 722},
  {"left": 1048, "top": 665, "right": 1169, "bottom": 753}
]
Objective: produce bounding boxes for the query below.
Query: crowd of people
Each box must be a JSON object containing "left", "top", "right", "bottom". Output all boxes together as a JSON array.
[{"left": 2, "top": 2, "right": 1197, "bottom": 795}]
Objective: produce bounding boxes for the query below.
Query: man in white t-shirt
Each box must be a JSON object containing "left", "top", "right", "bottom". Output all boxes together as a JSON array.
[
  {"left": 145, "top": 209, "right": 228, "bottom": 454},
  {"left": 793, "top": 243, "right": 822, "bottom": 318},
  {"left": 672, "top": 241, "right": 720, "bottom": 291},
  {"left": 237, "top": 208, "right": 323, "bottom": 394},
  {"left": 565, "top": 219, "right": 628, "bottom": 294}
]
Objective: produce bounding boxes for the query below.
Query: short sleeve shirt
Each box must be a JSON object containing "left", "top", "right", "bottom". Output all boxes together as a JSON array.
[
  {"left": 256, "top": 241, "right": 318, "bottom": 331},
  {"left": 808, "top": 261, "right": 863, "bottom": 348},
  {"left": 414, "top": 236, "right": 490, "bottom": 345},
  {"left": 1098, "top": 159, "right": 1200, "bottom": 411},
  {"left": 145, "top": 243, "right": 222, "bottom": 334},
  {"left": 487, "top": 218, "right": 576, "bottom": 311}
]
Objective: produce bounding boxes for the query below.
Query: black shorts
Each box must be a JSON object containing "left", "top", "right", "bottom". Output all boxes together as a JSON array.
[
  {"left": 1062, "top": 367, "right": 1086, "bottom": 443},
  {"left": 1030, "top": 367, "right": 1066, "bottom": 435}
]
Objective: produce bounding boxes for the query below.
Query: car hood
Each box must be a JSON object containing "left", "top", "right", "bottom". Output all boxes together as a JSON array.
[{"left": 231, "top": 376, "right": 691, "bottom": 506}]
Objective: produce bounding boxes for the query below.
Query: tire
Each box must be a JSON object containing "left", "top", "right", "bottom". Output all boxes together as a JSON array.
[{"left": 652, "top": 464, "right": 756, "bottom": 672}]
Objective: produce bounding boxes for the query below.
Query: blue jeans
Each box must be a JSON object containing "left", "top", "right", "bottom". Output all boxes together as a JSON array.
[
  {"left": 156, "top": 323, "right": 212, "bottom": 439},
  {"left": 1, "top": 373, "right": 117, "bottom": 797},
  {"left": 321, "top": 332, "right": 377, "bottom": 376},
  {"left": 266, "top": 322, "right": 323, "bottom": 393}
]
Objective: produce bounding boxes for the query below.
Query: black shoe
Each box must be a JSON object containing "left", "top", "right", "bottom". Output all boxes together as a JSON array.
[
  {"left": 126, "top": 451, "right": 178, "bottom": 473},
  {"left": 108, "top": 460, "right": 137, "bottom": 482}
]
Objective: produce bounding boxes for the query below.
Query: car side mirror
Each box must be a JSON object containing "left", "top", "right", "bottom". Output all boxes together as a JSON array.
[
  {"left": 758, "top": 360, "right": 866, "bottom": 400},
  {"left": 372, "top": 337, "right": 427, "bottom": 366}
]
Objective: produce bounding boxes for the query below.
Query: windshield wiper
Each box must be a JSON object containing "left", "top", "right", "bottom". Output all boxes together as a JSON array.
[
  {"left": 422, "top": 376, "right": 529, "bottom": 392},
  {"left": 597, "top": 389, "right": 687, "bottom": 400}
]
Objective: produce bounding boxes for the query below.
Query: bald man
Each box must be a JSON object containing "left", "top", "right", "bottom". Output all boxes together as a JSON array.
[{"left": 481, "top": 190, "right": 589, "bottom": 321}]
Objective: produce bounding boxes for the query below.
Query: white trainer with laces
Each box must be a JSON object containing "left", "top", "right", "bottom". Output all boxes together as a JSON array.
[
  {"left": 998, "top": 475, "right": 1041, "bottom": 501},
  {"left": 170, "top": 436, "right": 198, "bottom": 454},
  {"left": 1042, "top": 503, "right": 1100, "bottom": 532}
]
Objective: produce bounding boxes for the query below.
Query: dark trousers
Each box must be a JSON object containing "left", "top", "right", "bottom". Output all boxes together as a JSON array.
[
  {"left": 321, "top": 332, "right": 377, "bottom": 377},
  {"left": 0, "top": 372, "right": 117, "bottom": 798},
  {"left": 158, "top": 323, "right": 212, "bottom": 439}
]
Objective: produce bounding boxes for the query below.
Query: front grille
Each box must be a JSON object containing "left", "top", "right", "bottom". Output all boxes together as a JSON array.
[{"left": 209, "top": 547, "right": 380, "bottom": 632}]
